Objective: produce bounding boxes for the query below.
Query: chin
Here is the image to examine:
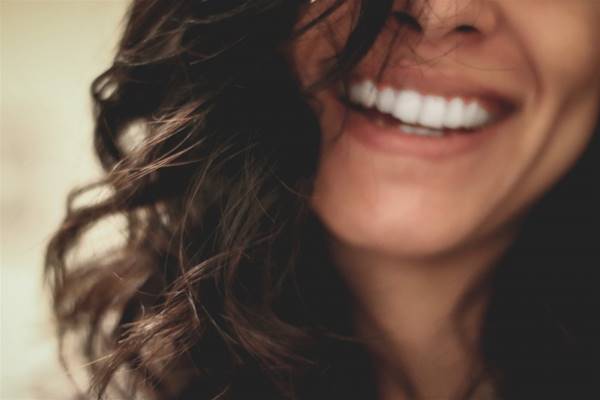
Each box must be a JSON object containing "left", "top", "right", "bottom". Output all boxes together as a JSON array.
[{"left": 311, "top": 199, "right": 483, "bottom": 260}]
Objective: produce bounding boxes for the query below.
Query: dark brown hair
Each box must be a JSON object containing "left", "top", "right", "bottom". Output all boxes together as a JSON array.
[{"left": 45, "top": 0, "right": 599, "bottom": 399}]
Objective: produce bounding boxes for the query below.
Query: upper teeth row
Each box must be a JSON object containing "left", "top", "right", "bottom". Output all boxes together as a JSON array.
[{"left": 348, "top": 80, "right": 493, "bottom": 130}]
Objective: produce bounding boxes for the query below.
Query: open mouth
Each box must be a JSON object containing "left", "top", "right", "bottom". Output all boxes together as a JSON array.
[
  {"left": 341, "top": 79, "right": 517, "bottom": 138},
  {"left": 332, "top": 78, "right": 521, "bottom": 159}
]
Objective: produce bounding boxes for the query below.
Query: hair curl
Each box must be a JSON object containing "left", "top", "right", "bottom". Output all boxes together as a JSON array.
[{"left": 45, "top": 0, "right": 599, "bottom": 399}]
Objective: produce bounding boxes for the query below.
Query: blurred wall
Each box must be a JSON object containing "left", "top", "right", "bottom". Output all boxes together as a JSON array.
[{"left": 1, "top": 1, "right": 128, "bottom": 397}]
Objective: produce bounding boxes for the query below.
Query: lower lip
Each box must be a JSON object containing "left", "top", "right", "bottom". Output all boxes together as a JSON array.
[{"left": 344, "top": 106, "right": 510, "bottom": 161}]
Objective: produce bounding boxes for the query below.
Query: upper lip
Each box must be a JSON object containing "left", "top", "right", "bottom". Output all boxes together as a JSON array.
[{"left": 345, "top": 67, "right": 522, "bottom": 116}]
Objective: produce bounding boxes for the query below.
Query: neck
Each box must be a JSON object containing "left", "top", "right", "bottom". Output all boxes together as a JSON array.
[{"left": 330, "top": 229, "right": 515, "bottom": 399}]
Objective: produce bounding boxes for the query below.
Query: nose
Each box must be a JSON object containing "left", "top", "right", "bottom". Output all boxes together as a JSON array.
[{"left": 396, "top": 0, "right": 499, "bottom": 47}]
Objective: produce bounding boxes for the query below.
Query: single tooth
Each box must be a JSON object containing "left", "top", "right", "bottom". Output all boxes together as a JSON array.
[
  {"left": 444, "top": 98, "right": 466, "bottom": 129},
  {"left": 400, "top": 124, "right": 417, "bottom": 134},
  {"left": 463, "top": 101, "right": 489, "bottom": 129},
  {"left": 473, "top": 105, "right": 491, "bottom": 126},
  {"left": 355, "top": 81, "right": 370, "bottom": 106},
  {"left": 349, "top": 83, "right": 363, "bottom": 104},
  {"left": 362, "top": 80, "right": 377, "bottom": 108},
  {"left": 392, "top": 90, "right": 422, "bottom": 125},
  {"left": 419, "top": 96, "right": 447, "bottom": 129},
  {"left": 414, "top": 126, "right": 444, "bottom": 137},
  {"left": 375, "top": 87, "right": 396, "bottom": 114},
  {"left": 350, "top": 81, "right": 376, "bottom": 108}
]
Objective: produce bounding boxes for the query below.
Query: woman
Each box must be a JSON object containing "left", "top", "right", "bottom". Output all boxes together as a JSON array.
[{"left": 45, "top": 0, "right": 599, "bottom": 399}]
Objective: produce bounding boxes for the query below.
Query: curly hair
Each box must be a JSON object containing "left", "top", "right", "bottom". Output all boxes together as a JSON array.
[{"left": 45, "top": 0, "right": 599, "bottom": 399}]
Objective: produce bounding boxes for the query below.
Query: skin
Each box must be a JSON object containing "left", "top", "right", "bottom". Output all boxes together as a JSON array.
[{"left": 290, "top": 0, "right": 600, "bottom": 398}]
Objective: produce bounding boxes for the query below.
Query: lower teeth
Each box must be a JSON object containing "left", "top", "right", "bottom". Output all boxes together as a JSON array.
[{"left": 399, "top": 123, "right": 444, "bottom": 137}]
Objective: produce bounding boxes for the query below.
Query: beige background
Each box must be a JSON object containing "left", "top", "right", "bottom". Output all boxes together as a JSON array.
[{"left": 1, "top": 1, "right": 128, "bottom": 398}]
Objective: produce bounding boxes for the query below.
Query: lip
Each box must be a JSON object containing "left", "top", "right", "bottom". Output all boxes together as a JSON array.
[{"left": 342, "top": 102, "right": 516, "bottom": 161}]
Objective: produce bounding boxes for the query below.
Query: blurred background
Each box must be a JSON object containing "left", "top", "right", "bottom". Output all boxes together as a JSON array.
[{"left": 1, "top": 1, "right": 128, "bottom": 397}]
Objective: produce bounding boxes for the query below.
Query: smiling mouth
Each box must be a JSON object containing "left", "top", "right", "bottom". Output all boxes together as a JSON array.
[{"left": 340, "top": 79, "right": 517, "bottom": 137}]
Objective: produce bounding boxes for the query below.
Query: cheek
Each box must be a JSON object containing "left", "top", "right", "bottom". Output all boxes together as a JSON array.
[
  {"left": 517, "top": 4, "right": 600, "bottom": 99},
  {"left": 514, "top": 6, "right": 600, "bottom": 205}
]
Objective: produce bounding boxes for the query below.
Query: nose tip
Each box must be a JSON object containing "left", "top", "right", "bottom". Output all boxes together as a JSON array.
[{"left": 397, "top": 0, "right": 498, "bottom": 43}]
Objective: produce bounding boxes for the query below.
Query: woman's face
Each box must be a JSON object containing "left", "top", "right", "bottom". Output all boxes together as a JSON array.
[{"left": 291, "top": 0, "right": 600, "bottom": 259}]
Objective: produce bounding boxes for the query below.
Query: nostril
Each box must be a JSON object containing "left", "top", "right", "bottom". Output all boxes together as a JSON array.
[{"left": 393, "top": 12, "right": 480, "bottom": 36}]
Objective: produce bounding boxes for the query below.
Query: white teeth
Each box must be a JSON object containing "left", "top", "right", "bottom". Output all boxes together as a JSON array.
[
  {"left": 392, "top": 90, "right": 422, "bottom": 125},
  {"left": 463, "top": 101, "right": 490, "bottom": 129},
  {"left": 444, "top": 98, "right": 466, "bottom": 129},
  {"left": 419, "top": 96, "right": 446, "bottom": 129},
  {"left": 348, "top": 80, "right": 495, "bottom": 131},
  {"left": 375, "top": 87, "right": 396, "bottom": 114},
  {"left": 400, "top": 124, "right": 443, "bottom": 137},
  {"left": 349, "top": 80, "right": 377, "bottom": 108},
  {"left": 363, "top": 81, "right": 377, "bottom": 108}
]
